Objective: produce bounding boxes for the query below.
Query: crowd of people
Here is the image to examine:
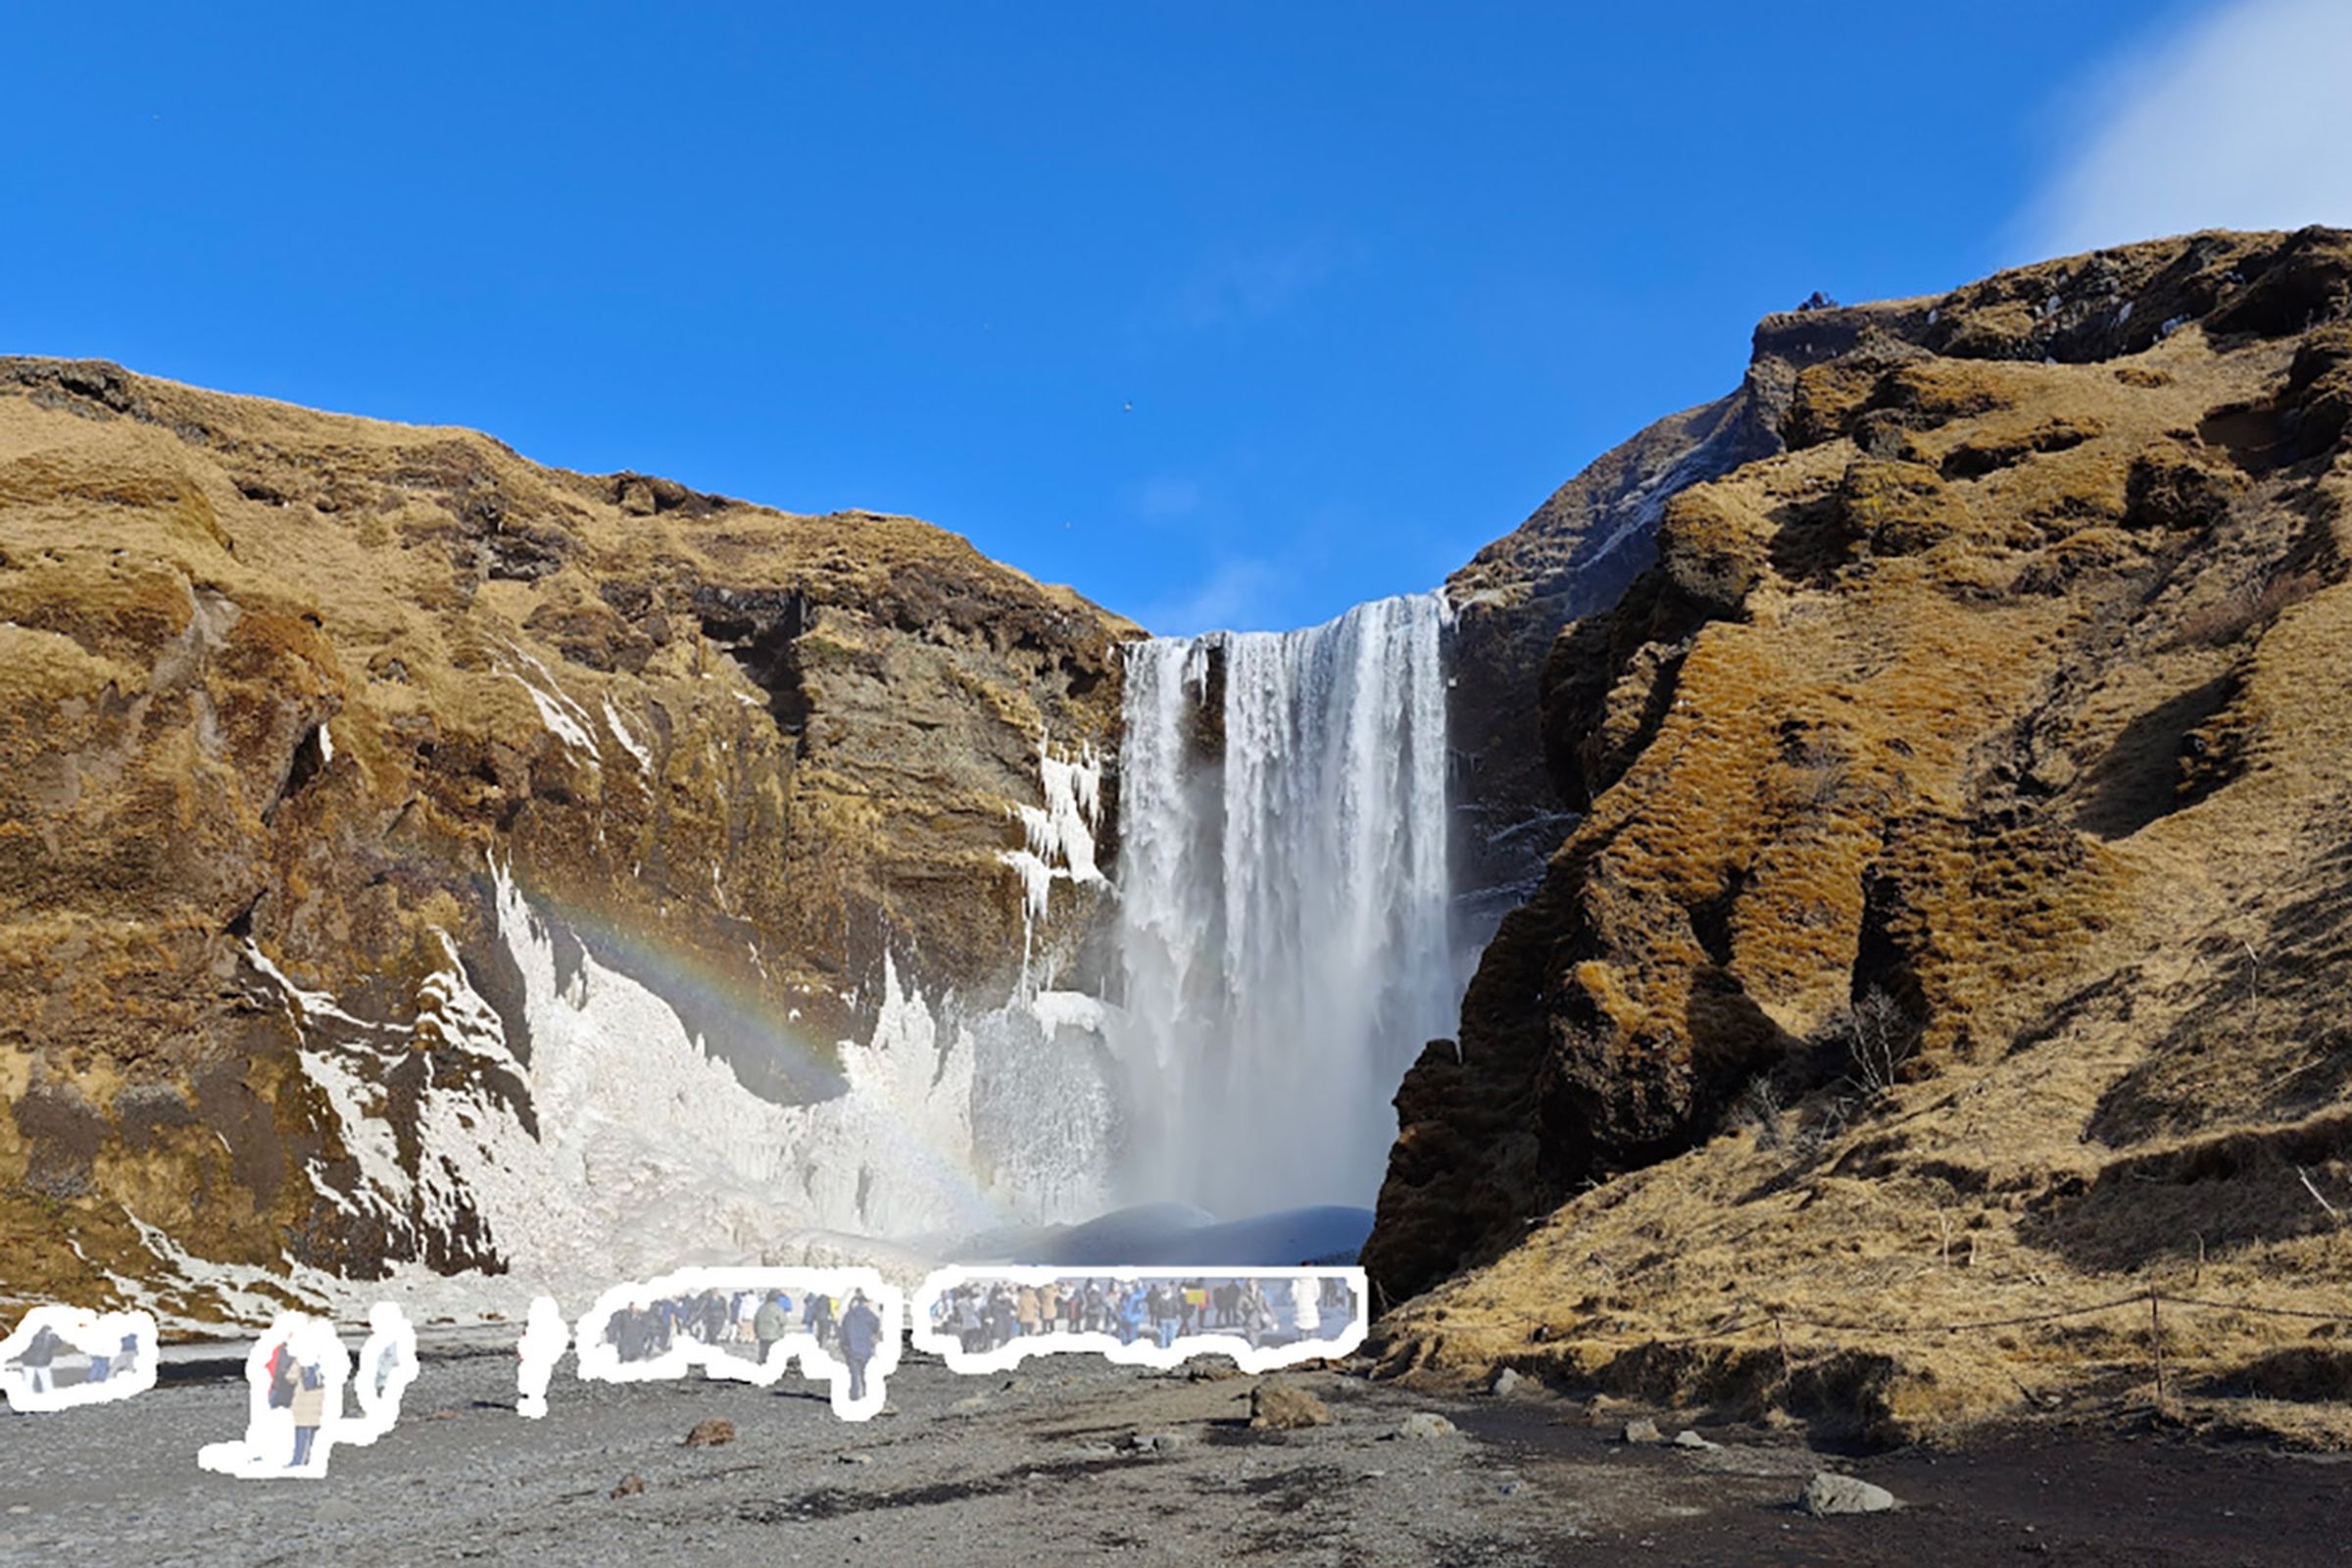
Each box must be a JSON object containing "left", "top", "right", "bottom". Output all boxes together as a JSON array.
[
  {"left": 5, "top": 1322, "right": 143, "bottom": 1395},
  {"left": 600, "top": 1285, "right": 886, "bottom": 1400},
  {"left": 602, "top": 1286, "right": 838, "bottom": 1363},
  {"left": 928, "top": 1274, "right": 1359, "bottom": 1353}
]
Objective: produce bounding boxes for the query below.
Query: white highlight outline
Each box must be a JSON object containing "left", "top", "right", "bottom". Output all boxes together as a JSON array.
[
  {"left": 343, "top": 1302, "right": 420, "bottom": 1444},
  {"left": 515, "top": 1295, "right": 568, "bottom": 1419},
  {"left": 571, "top": 1267, "right": 903, "bottom": 1421},
  {"left": 911, "top": 1266, "right": 1367, "bottom": 1376},
  {"left": 0, "top": 1305, "right": 159, "bottom": 1411}
]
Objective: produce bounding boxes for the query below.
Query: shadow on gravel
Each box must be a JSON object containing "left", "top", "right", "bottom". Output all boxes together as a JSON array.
[{"left": 735, "top": 1456, "right": 1134, "bottom": 1524}]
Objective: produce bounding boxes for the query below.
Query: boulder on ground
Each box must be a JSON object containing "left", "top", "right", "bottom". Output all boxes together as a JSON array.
[
  {"left": 1801, "top": 1472, "right": 1896, "bottom": 1516},
  {"left": 1250, "top": 1382, "right": 1333, "bottom": 1430},
  {"left": 1395, "top": 1411, "right": 1459, "bottom": 1440},
  {"left": 1621, "top": 1417, "right": 1663, "bottom": 1445},
  {"left": 1672, "top": 1429, "right": 1720, "bottom": 1450},
  {"left": 609, "top": 1474, "right": 645, "bottom": 1498},
  {"left": 682, "top": 1418, "right": 736, "bottom": 1448},
  {"left": 1489, "top": 1367, "right": 1526, "bottom": 1396}
]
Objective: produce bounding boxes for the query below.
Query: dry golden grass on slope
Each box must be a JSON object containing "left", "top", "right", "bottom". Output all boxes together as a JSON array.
[
  {"left": 0, "top": 357, "right": 1134, "bottom": 1309},
  {"left": 1371, "top": 229, "right": 2352, "bottom": 1446}
]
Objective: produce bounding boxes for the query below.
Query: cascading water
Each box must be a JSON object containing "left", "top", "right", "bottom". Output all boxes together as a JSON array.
[{"left": 1112, "top": 592, "right": 1457, "bottom": 1217}]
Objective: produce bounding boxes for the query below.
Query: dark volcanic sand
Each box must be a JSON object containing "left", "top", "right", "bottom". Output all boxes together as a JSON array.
[{"left": 0, "top": 1343, "right": 2342, "bottom": 1566}]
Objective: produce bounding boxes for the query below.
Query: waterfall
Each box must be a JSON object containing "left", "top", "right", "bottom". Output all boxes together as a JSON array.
[{"left": 1112, "top": 592, "right": 1456, "bottom": 1216}]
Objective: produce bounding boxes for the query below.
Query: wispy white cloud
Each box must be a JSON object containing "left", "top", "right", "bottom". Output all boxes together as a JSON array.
[
  {"left": 1127, "top": 558, "right": 1287, "bottom": 637},
  {"left": 1164, "top": 232, "right": 1353, "bottom": 331},
  {"left": 1127, "top": 473, "right": 1203, "bottom": 522},
  {"left": 2015, "top": 0, "right": 2352, "bottom": 262}
]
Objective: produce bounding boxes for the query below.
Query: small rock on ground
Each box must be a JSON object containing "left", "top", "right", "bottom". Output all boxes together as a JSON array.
[
  {"left": 1673, "top": 1429, "right": 1720, "bottom": 1450},
  {"left": 1250, "top": 1382, "right": 1334, "bottom": 1431},
  {"left": 1802, "top": 1472, "right": 1896, "bottom": 1517},
  {"left": 1395, "top": 1412, "right": 1458, "bottom": 1441},
  {"left": 1489, "top": 1368, "right": 1526, "bottom": 1396},
  {"left": 683, "top": 1418, "right": 736, "bottom": 1448},
  {"left": 608, "top": 1474, "right": 644, "bottom": 1499},
  {"left": 1622, "top": 1418, "right": 1663, "bottom": 1445}
]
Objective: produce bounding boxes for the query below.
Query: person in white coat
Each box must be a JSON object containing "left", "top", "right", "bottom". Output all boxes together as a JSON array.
[{"left": 515, "top": 1297, "right": 569, "bottom": 1419}]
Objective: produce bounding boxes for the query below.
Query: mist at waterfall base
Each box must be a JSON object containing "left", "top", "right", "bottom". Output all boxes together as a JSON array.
[
  {"left": 223, "top": 598, "right": 1464, "bottom": 1316},
  {"left": 984, "top": 593, "right": 1461, "bottom": 1269}
]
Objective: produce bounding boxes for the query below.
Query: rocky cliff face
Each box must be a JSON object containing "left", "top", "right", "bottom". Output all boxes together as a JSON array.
[
  {"left": 1446, "top": 302, "right": 1904, "bottom": 913},
  {"left": 0, "top": 360, "right": 1131, "bottom": 1309},
  {"left": 1373, "top": 228, "right": 2352, "bottom": 1443}
]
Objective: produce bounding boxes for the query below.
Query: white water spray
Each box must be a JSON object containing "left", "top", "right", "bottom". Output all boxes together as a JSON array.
[{"left": 1112, "top": 593, "right": 1456, "bottom": 1215}]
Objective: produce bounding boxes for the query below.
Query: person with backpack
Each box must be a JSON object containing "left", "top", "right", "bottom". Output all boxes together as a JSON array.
[
  {"left": 266, "top": 1344, "right": 299, "bottom": 1412},
  {"left": 1117, "top": 1283, "right": 1148, "bottom": 1346},
  {"left": 288, "top": 1359, "right": 328, "bottom": 1468},
  {"left": 753, "top": 1291, "right": 792, "bottom": 1368}
]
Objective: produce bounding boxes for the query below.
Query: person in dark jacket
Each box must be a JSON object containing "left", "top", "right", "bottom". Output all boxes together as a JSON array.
[
  {"left": 1150, "top": 1285, "right": 1181, "bottom": 1349},
  {"left": 700, "top": 1291, "right": 729, "bottom": 1347},
  {"left": 838, "top": 1292, "right": 882, "bottom": 1404},
  {"left": 806, "top": 1293, "right": 835, "bottom": 1351},
  {"left": 985, "top": 1287, "right": 1016, "bottom": 1349},
  {"left": 613, "top": 1302, "right": 659, "bottom": 1363},
  {"left": 20, "top": 1326, "right": 61, "bottom": 1394}
]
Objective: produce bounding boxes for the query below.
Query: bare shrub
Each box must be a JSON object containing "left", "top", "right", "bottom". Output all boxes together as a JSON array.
[
  {"left": 1788, "top": 1093, "right": 1856, "bottom": 1161},
  {"left": 1730, "top": 1077, "right": 1786, "bottom": 1150},
  {"left": 1836, "top": 988, "right": 1919, "bottom": 1098}
]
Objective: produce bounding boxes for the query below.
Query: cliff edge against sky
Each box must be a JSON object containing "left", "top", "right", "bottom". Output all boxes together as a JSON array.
[{"left": 0, "top": 360, "right": 1130, "bottom": 1305}]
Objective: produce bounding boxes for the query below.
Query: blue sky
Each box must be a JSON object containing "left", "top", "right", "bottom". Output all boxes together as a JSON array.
[{"left": 6, "top": 2, "right": 2340, "bottom": 633}]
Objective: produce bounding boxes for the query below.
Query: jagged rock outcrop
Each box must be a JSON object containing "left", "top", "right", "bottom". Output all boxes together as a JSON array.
[
  {"left": 1371, "top": 229, "right": 2352, "bottom": 1444},
  {"left": 1447, "top": 299, "right": 1907, "bottom": 911},
  {"left": 0, "top": 360, "right": 1131, "bottom": 1306}
]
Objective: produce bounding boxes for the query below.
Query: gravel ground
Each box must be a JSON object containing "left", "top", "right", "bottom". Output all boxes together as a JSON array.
[{"left": 1, "top": 1344, "right": 2343, "bottom": 1566}]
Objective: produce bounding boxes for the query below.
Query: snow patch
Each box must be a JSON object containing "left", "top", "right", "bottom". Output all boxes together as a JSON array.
[
  {"left": 1030, "top": 990, "right": 1108, "bottom": 1036},
  {"left": 501, "top": 644, "right": 600, "bottom": 760},
  {"left": 602, "top": 697, "right": 653, "bottom": 776}
]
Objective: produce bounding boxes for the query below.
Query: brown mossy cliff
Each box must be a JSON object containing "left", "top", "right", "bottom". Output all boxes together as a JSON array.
[
  {"left": 0, "top": 360, "right": 1131, "bottom": 1309},
  {"left": 1371, "top": 228, "right": 2352, "bottom": 1444},
  {"left": 1446, "top": 290, "right": 1941, "bottom": 910}
]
